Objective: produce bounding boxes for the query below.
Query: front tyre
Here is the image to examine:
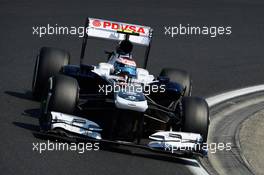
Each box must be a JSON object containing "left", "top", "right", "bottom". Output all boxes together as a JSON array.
[
  {"left": 39, "top": 75, "right": 79, "bottom": 131},
  {"left": 47, "top": 75, "right": 78, "bottom": 114},
  {"left": 182, "top": 97, "right": 209, "bottom": 142}
]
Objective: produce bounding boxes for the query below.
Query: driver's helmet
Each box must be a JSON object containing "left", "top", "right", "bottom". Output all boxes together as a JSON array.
[
  {"left": 116, "top": 40, "right": 133, "bottom": 55},
  {"left": 113, "top": 57, "right": 137, "bottom": 78}
]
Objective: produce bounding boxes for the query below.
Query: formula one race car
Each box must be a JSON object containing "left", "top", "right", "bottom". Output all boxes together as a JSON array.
[{"left": 32, "top": 18, "right": 209, "bottom": 156}]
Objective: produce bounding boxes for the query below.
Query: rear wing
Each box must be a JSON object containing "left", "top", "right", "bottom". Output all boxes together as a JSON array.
[
  {"left": 87, "top": 18, "right": 153, "bottom": 46},
  {"left": 80, "top": 17, "right": 153, "bottom": 69}
]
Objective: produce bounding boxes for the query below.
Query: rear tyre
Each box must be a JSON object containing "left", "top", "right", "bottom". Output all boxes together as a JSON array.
[
  {"left": 182, "top": 97, "right": 209, "bottom": 142},
  {"left": 32, "top": 47, "right": 70, "bottom": 100},
  {"left": 160, "top": 68, "right": 192, "bottom": 96}
]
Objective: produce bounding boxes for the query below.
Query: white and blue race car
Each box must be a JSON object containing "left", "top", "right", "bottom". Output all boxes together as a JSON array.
[{"left": 32, "top": 18, "right": 209, "bottom": 157}]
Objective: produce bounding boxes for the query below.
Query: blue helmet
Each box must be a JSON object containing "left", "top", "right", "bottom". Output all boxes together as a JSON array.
[{"left": 114, "top": 57, "right": 137, "bottom": 77}]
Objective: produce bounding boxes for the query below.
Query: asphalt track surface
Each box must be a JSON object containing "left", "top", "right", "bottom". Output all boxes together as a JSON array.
[{"left": 1, "top": 0, "right": 264, "bottom": 174}]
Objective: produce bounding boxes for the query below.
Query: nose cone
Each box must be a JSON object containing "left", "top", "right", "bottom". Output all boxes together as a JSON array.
[{"left": 114, "top": 89, "right": 148, "bottom": 112}]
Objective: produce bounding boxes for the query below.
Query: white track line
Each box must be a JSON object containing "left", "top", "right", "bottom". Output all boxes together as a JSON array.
[
  {"left": 206, "top": 84, "right": 264, "bottom": 107},
  {"left": 189, "top": 84, "right": 264, "bottom": 175}
]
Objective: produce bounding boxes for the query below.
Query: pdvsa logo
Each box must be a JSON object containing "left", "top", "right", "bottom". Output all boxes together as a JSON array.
[
  {"left": 103, "top": 21, "right": 145, "bottom": 34},
  {"left": 92, "top": 20, "right": 101, "bottom": 27}
]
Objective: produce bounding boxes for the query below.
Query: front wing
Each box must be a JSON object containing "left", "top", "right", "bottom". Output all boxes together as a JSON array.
[{"left": 45, "top": 111, "right": 207, "bottom": 157}]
